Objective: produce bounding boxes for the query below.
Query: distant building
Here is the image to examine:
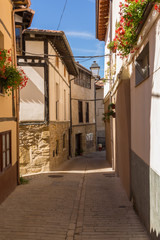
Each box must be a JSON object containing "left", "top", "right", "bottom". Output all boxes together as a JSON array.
[
  {"left": 95, "top": 80, "right": 105, "bottom": 149},
  {"left": 71, "top": 62, "right": 96, "bottom": 157},
  {"left": 18, "top": 29, "right": 78, "bottom": 174}
]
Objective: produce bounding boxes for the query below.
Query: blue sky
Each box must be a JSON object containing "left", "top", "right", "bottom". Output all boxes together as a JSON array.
[{"left": 30, "top": 0, "right": 105, "bottom": 77}]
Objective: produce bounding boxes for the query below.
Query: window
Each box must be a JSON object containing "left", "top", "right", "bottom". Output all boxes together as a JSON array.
[
  {"left": 56, "top": 54, "right": 59, "bottom": 68},
  {"left": 15, "top": 26, "right": 22, "bottom": 54},
  {"left": 86, "top": 102, "right": 89, "bottom": 123},
  {"left": 135, "top": 43, "right": 149, "bottom": 86},
  {"left": 56, "top": 140, "right": 59, "bottom": 156},
  {"left": 74, "top": 70, "right": 91, "bottom": 89},
  {"left": 64, "top": 66, "right": 66, "bottom": 77},
  {"left": 63, "top": 134, "right": 66, "bottom": 149},
  {"left": 64, "top": 89, "right": 66, "bottom": 120},
  {"left": 78, "top": 101, "right": 83, "bottom": 123},
  {"left": 0, "top": 131, "right": 11, "bottom": 172},
  {"left": 56, "top": 83, "right": 59, "bottom": 120}
]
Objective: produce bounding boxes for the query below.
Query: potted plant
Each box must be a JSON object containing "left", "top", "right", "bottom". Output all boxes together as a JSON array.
[
  {"left": 0, "top": 49, "right": 28, "bottom": 95},
  {"left": 108, "top": 103, "right": 116, "bottom": 110}
]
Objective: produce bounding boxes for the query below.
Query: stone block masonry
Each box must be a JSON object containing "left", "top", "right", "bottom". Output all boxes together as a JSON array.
[
  {"left": 49, "top": 122, "right": 70, "bottom": 170},
  {"left": 19, "top": 124, "right": 50, "bottom": 175},
  {"left": 19, "top": 122, "right": 70, "bottom": 175}
]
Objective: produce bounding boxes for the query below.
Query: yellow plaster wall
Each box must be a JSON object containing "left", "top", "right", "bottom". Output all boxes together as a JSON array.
[
  {"left": 0, "top": 0, "right": 17, "bottom": 167},
  {"left": 71, "top": 77, "right": 95, "bottom": 125},
  {"left": 0, "top": 0, "right": 15, "bottom": 117},
  {"left": 48, "top": 42, "right": 70, "bottom": 122}
]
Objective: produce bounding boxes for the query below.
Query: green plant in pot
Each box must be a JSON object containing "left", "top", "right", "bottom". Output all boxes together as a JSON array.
[{"left": 108, "top": 103, "right": 116, "bottom": 110}]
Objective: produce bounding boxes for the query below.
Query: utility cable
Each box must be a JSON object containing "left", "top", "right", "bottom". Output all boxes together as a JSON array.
[
  {"left": 21, "top": 50, "right": 111, "bottom": 59},
  {"left": 57, "top": 0, "right": 68, "bottom": 30}
]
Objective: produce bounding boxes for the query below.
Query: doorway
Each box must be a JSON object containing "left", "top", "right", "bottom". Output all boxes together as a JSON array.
[{"left": 75, "top": 133, "right": 81, "bottom": 155}]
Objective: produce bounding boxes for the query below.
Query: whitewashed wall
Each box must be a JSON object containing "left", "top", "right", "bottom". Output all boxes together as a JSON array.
[{"left": 20, "top": 66, "right": 45, "bottom": 122}]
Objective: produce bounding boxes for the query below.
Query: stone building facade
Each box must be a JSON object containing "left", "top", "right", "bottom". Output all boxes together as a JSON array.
[
  {"left": 71, "top": 63, "right": 96, "bottom": 157},
  {"left": 18, "top": 29, "right": 78, "bottom": 174}
]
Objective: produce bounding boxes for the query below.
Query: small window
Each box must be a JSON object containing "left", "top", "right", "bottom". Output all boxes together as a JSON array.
[
  {"left": 56, "top": 101, "right": 59, "bottom": 120},
  {"left": 64, "top": 66, "right": 66, "bottom": 77},
  {"left": 78, "top": 101, "right": 83, "bottom": 123},
  {"left": 15, "top": 26, "right": 22, "bottom": 54},
  {"left": 64, "top": 89, "right": 66, "bottom": 120},
  {"left": 0, "top": 131, "right": 11, "bottom": 172},
  {"left": 135, "top": 43, "right": 149, "bottom": 86},
  {"left": 56, "top": 140, "right": 59, "bottom": 156},
  {"left": 56, "top": 83, "right": 59, "bottom": 120},
  {"left": 86, "top": 102, "right": 89, "bottom": 123},
  {"left": 56, "top": 54, "right": 59, "bottom": 68},
  {"left": 63, "top": 134, "right": 66, "bottom": 149}
]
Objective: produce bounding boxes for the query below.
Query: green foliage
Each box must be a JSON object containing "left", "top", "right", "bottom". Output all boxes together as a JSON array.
[
  {"left": 108, "top": 0, "right": 160, "bottom": 57},
  {"left": 0, "top": 49, "right": 28, "bottom": 95},
  {"left": 19, "top": 176, "right": 29, "bottom": 185}
]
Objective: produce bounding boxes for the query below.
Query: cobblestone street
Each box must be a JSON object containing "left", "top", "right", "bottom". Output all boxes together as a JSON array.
[{"left": 0, "top": 151, "right": 150, "bottom": 240}]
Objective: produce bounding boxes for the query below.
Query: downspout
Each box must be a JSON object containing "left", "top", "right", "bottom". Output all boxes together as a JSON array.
[
  {"left": 109, "top": 0, "right": 114, "bottom": 170},
  {"left": 69, "top": 77, "right": 75, "bottom": 158},
  {"left": 12, "top": 1, "right": 33, "bottom": 184}
]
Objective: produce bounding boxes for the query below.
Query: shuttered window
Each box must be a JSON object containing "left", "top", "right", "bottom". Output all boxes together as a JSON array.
[
  {"left": 0, "top": 131, "right": 11, "bottom": 172},
  {"left": 78, "top": 101, "right": 83, "bottom": 123}
]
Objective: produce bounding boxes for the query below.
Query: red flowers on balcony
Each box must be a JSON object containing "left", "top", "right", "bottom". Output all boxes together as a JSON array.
[
  {"left": 0, "top": 49, "right": 28, "bottom": 95},
  {"left": 107, "top": 0, "right": 160, "bottom": 57}
]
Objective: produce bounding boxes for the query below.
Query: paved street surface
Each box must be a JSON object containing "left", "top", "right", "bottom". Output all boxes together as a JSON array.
[{"left": 0, "top": 151, "right": 150, "bottom": 240}]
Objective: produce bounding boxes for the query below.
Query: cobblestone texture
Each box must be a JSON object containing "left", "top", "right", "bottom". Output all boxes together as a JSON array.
[{"left": 0, "top": 151, "right": 150, "bottom": 240}]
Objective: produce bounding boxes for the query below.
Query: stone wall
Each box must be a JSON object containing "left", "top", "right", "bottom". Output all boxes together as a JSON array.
[
  {"left": 49, "top": 121, "right": 70, "bottom": 170},
  {"left": 19, "top": 124, "right": 50, "bottom": 175},
  {"left": 19, "top": 122, "right": 70, "bottom": 175}
]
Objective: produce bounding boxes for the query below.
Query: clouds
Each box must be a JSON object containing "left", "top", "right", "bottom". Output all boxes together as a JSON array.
[{"left": 65, "top": 31, "right": 95, "bottom": 39}]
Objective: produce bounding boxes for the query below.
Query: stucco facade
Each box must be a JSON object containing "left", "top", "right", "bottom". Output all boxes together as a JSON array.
[
  {"left": 19, "top": 30, "right": 78, "bottom": 174},
  {"left": 71, "top": 63, "right": 96, "bottom": 157},
  {"left": 0, "top": 0, "right": 34, "bottom": 203},
  {"left": 96, "top": 0, "right": 160, "bottom": 239}
]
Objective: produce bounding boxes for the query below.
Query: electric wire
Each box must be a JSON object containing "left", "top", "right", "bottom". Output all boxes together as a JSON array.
[
  {"left": 21, "top": 50, "right": 110, "bottom": 59},
  {"left": 57, "top": 0, "right": 68, "bottom": 30}
]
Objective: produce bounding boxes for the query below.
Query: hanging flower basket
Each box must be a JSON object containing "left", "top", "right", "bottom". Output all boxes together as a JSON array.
[
  {"left": 108, "top": 103, "right": 116, "bottom": 110},
  {"left": 107, "top": 0, "right": 160, "bottom": 58},
  {"left": 102, "top": 110, "right": 116, "bottom": 122},
  {"left": 0, "top": 49, "right": 28, "bottom": 95}
]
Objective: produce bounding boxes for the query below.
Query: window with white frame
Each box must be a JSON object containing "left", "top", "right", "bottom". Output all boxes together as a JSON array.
[{"left": 135, "top": 42, "right": 149, "bottom": 86}]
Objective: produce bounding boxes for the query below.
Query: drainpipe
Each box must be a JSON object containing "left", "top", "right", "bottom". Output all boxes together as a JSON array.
[
  {"left": 109, "top": 0, "right": 114, "bottom": 170},
  {"left": 69, "top": 77, "right": 75, "bottom": 158},
  {"left": 12, "top": 1, "right": 34, "bottom": 184}
]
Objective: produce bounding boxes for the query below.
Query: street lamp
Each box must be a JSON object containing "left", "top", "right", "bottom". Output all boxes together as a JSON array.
[{"left": 90, "top": 61, "right": 100, "bottom": 79}]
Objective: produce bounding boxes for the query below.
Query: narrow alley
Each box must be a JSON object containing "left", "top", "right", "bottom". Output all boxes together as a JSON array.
[{"left": 0, "top": 151, "right": 149, "bottom": 240}]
